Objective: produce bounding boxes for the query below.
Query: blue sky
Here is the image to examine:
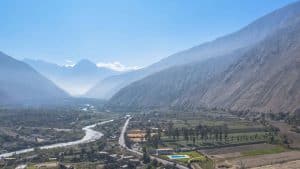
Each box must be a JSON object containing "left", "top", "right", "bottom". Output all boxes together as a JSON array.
[{"left": 0, "top": 0, "right": 297, "bottom": 68}]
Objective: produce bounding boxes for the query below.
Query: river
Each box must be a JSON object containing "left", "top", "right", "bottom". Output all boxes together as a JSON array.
[{"left": 0, "top": 119, "right": 113, "bottom": 159}]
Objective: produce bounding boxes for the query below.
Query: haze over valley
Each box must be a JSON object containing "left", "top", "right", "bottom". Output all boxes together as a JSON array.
[{"left": 1, "top": 1, "right": 300, "bottom": 169}]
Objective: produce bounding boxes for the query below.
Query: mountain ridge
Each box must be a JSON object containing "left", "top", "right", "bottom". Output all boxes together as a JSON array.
[
  {"left": 87, "top": 0, "right": 300, "bottom": 100},
  {"left": 107, "top": 1, "right": 300, "bottom": 113},
  {"left": 0, "top": 52, "right": 69, "bottom": 106}
]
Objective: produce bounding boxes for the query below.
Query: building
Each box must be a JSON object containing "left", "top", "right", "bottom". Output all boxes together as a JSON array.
[{"left": 156, "top": 148, "right": 174, "bottom": 155}]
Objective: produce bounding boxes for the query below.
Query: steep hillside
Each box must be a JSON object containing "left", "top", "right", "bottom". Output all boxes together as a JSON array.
[
  {"left": 0, "top": 52, "right": 69, "bottom": 105},
  {"left": 188, "top": 20, "right": 300, "bottom": 113},
  {"left": 88, "top": 1, "right": 300, "bottom": 100},
  {"left": 109, "top": 19, "right": 300, "bottom": 113},
  {"left": 108, "top": 49, "right": 245, "bottom": 108}
]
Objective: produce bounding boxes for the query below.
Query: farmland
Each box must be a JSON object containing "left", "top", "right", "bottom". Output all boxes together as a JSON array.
[{"left": 124, "top": 109, "right": 299, "bottom": 169}]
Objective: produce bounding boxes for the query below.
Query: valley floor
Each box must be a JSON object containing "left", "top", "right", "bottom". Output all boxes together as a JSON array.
[
  {"left": 250, "top": 160, "right": 300, "bottom": 169},
  {"left": 1, "top": 107, "right": 300, "bottom": 169}
]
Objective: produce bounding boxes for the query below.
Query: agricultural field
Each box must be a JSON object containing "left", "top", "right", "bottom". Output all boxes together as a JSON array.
[
  {"left": 126, "top": 110, "right": 298, "bottom": 169},
  {"left": 202, "top": 143, "right": 300, "bottom": 169},
  {"left": 138, "top": 110, "right": 276, "bottom": 149}
]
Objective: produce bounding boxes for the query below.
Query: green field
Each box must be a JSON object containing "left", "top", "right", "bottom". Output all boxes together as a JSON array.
[
  {"left": 242, "top": 145, "right": 287, "bottom": 156},
  {"left": 162, "top": 132, "right": 267, "bottom": 148},
  {"left": 160, "top": 151, "right": 214, "bottom": 169},
  {"left": 158, "top": 111, "right": 270, "bottom": 149}
]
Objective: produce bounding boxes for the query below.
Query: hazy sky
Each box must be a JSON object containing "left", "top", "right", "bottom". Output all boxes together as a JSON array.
[{"left": 0, "top": 0, "right": 297, "bottom": 68}]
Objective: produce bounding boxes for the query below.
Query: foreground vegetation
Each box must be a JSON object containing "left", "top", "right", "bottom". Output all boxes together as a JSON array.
[
  {"left": 1, "top": 105, "right": 299, "bottom": 169},
  {"left": 241, "top": 145, "right": 286, "bottom": 156},
  {"left": 0, "top": 103, "right": 119, "bottom": 154}
]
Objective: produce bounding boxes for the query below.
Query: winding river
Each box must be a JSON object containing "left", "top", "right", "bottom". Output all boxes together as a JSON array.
[{"left": 0, "top": 119, "right": 113, "bottom": 159}]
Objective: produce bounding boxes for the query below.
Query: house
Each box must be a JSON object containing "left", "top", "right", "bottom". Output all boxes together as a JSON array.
[
  {"left": 156, "top": 148, "right": 174, "bottom": 155},
  {"left": 129, "top": 158, "right": 140, "bottom": 165}
]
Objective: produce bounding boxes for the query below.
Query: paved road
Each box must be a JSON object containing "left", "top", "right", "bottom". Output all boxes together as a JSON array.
[{"left": 119, "top": 117, "right": 189, "bottom": 169}]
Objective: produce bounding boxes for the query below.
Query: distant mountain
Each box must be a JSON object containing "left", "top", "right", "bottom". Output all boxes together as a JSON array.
[
  {"left": 108, "top": 1, "right": 300, "bottom": 113},
  {"left": 85, "top": 68, "right": 153, "bottom": 99},
  {"left": 88, "top": 1, "right": 300, "bottom": 100},
  {"left": 0, "top": 52, "right": 69, "bottom": 105},
  {"left": 24, "top": 59, "right": 119, "bottom": 96}
]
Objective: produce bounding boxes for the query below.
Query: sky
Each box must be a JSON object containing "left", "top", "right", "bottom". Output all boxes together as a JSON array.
[{"left": 0, "top": 0, "right": 297, "bottom": 69}]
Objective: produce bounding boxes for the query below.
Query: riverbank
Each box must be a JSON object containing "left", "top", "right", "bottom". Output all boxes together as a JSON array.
[{"left": 0, "top": 119, "right": 113, "bottom": 158}]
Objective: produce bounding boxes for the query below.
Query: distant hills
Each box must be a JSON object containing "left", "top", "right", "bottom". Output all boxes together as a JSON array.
[
  {"left": 24, "top": 59, "right": 119, "bottom": 96},
  {"left": 107, "top": 1, "right": 300, "bottom": 113},
  {"left": 0, "top": 52, "right": 69, "bottom": 106},
  {"left": 88, "top": 0, "right": 300, "bottom": 100}
]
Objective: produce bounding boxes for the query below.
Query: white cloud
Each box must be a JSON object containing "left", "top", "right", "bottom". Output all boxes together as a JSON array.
[
  {"left": 64, "top": 59, "right": 75, "bottom": 67},
  {"left": 96, "top": 62, "right": 141, "bottom": 72},
  {"left": 64, "top": 64, "right": 75, "bottom": 67}
]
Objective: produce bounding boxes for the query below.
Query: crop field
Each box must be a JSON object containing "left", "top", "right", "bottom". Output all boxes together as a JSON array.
[
  {"left": 152, "top": 110, "right": 275, "bottom": 149},
  {"left": 127, "top": 110, "right": 300, "bottom": 169},
  {"left": 202, "top": 143, "right": 299, "bottom": 169},
  {"left": 241, "top": 146, "right": 286, "bottom": 156}
]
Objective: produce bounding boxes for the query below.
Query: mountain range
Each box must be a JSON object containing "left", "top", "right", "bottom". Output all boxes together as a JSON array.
[
  {"left": 107, "top": 1, "right": 300, "bottom": 113},
  {"left": 87, "top": 0, "right": 300, "bottom": 100},
  {"left": 0, "top": 52, "right": 69, "bottom": 106},
  {"left": 1, "top": 1, "right": 300, "bottom": 113},
  {"left": 24, "top": 59, "right": 119, "bottom": 96}
]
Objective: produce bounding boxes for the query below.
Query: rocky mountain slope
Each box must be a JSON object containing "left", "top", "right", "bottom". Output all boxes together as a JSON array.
[
  {"left": 108, "top": 1, "right": 300, "bottom": 113},
  {"left": 88, "top": 1, "right": 300, "bottom": 100},
  {"left": 0, "top": 52, "right": 69, "bottom": 105},
  {"left": 187, "top": 20, "right": 300, "bottom": 113}
]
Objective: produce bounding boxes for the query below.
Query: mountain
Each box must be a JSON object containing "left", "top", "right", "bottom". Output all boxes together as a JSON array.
[
  {"left": 108, "top": 1, "right": 300, "bottom": 113},
  {"left": 24, "top": 59, "right": 119, "bottom": 96},
  {"left": 188, "top": 20, "right": 300, "bottom": 113},
  {"left": 107, "top": 48, "right": 246, "bottom": 110},
  {"left": 0, "top": 52, "right": 69, "bottom": 105},
  {"left": 87, "top": 1, "right": 300, "bottom": 100},
  {"left": 85, "top": 68, "right": 153, "bottom": 99}
]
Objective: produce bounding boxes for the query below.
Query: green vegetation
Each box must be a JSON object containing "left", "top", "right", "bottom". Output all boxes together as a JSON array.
[
  {"left": 0, "top": 107, "right": 119, "bottom": 153},
  {"left": 156, "top": 111, "right": 274, "bottom": 149},
  {"left": 175, "top": 151, "right": 205, "bottom": 163},
  {"left": 160, "top": 151, "right": 213, "bottom": 169},
  {"left": 127, "top": 109, "right": 282, "bottom": 169},
  {"left": 242, "top": 146, "right": 286, "bottom": 156}
]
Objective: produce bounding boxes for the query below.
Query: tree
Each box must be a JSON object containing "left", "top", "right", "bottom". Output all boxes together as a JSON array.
[
  {"left": 192, "top": 136, "right": 196, "bottom": 146},
  {"left": 167, "top": 122, "right": 174, "bottom": 138},
  {"left": 175, "top": 128, "right": 180, "bottom": 140},
  {"left": 183, "top": 128, "right": 189, "bottom": 142},
  {"left": 223, "top": 124, "right": 228, "bottom": 142},
  {"left": 152, "top": 159, "right": 158, "bottom": 167},
  {"left": 282, "top": 135, "right": 289, "bottom": 144},
  {"left": 145, "top": 128, "right": 151, "bottom": 141},
  {"left": 58, "top": 163, "right": 68, "bottom": 169},
  {"left": 158, "top": 127, "right": 162, "bottom": 140},
  {"left": 142, "top": 147, "right": 151, "bottom": 164},
  {"left": 151, "top": 135, "right": 159, "bottom": 148}
]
